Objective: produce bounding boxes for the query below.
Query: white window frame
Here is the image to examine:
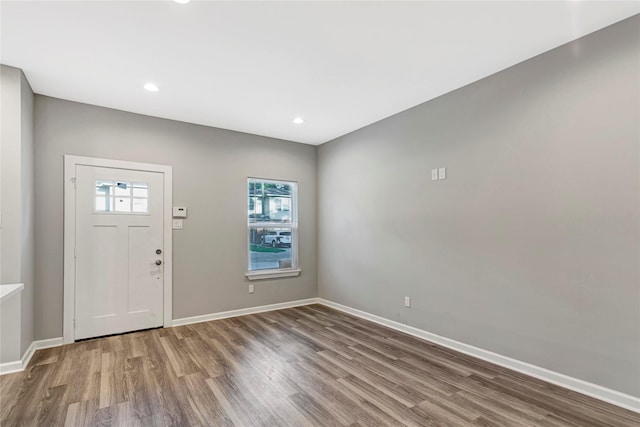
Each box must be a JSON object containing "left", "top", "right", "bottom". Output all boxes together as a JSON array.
[{"left": 245, "top": 177, "right": 301, "bottom": 280}]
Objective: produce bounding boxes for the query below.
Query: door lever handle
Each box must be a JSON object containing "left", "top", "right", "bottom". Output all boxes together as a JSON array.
[{"left": 155, "top": 260, "right": 162, "bottom": 266}]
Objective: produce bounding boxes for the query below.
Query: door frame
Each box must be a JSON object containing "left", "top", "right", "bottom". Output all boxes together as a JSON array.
[{"left": 63, "top": 155, "right": 173, "bottom": 344}]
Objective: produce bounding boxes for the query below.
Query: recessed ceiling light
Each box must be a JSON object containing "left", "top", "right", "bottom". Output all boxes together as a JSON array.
[
  {"left": 144, "top": 83, "right": 159, "bottom": 92},
  {"left": 293, "top": 117, "right": 304, "bottom": 124},
  {"left": 174, "top": 0, "right": 190, "bottom": 4}
]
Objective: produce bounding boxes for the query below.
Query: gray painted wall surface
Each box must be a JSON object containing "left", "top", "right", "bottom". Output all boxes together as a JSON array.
[
  {"left": 34, "top": 98, "right": 317, "bottom": 340},
  {"left": 1, "top": 65, "right": 22, "bottom": 285},
  {"left": 0, "top": 295, "right": 21, "bottom": 363},
  {"left": 318, "top": 17, "right": 640, "bottom": 396},
  {"left": 0, "top": 65, "right": 35, "bottom": 360},
  {"left": 19, "top": 70, "right": 35, "bottom": 357}
]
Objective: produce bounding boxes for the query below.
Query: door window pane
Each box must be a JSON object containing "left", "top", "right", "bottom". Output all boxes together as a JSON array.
[
  {"left": 114, "top": 182, "right": 130, "bottom": 197},
  {"left": 132, "top": 183, "right": 148, "bottom": 198},
  {"left": 132, "top": 198, "right": 148, "bottom": 213},
  {"left": 95, "top": 196, "right": 113, "bottom": 212},
  {"left": 95, "top": 180, "right": 149, "bottom": 214},
  {"left": 114, "top": 197, "right": 131, "bottom": 212}
]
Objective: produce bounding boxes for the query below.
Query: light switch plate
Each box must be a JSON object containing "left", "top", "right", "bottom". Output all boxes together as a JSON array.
[
  {"left": 172, "top": 219, "right": 183, "bottom": 229},
  {"left": 438, "top": 167, "right": 446, "bottom": 180},
  {"left": 431, "top": 169, "right": 438, "bottom": 181}
]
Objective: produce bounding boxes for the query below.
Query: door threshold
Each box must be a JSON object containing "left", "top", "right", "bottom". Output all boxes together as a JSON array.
[{"left": 75, "top": 326, "right": 163, "bottom": 342}]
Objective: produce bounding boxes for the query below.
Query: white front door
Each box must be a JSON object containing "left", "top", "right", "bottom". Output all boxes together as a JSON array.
[{"left": 74, "top": 165, "right": 164, "bottom": 340}]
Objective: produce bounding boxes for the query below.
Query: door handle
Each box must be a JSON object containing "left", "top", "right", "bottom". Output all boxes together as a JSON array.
[{"left": 155, "top": 260, "right": 162, "bottom": 266}]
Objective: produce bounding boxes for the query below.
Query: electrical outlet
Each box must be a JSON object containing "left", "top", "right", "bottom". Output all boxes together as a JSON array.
[
  {"left": 248, "top": 284, "right": 254, "bottom": 294},
  {"left": 404, "top": 296, "right": 411, "bottom": 308}
]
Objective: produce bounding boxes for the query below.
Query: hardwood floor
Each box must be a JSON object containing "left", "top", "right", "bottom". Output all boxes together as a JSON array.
[{"left": 1, "top": 304, "right": 638, "bottom": 426}]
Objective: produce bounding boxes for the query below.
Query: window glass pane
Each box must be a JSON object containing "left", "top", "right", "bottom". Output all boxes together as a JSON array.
[
  {"left": 132, "top": 183, "right": 148, "bottom": 198},
  {"left": 248, "top": 179, "right": 293, "bottom": 224},
  {"left": 248, "top": 180, "right": 267, "bottom": 222},
  {"left": 95, "top": 180, "right": 148, "bottom": 214},
  {"left": 114, "top": 182, "right": 130, "bottom": 197},
  {"left": 96, "top": 180, "right": 113, "bottom": 196},
  {"left": 248, "top": 211, "right": 270, "bottom": 222},
  {"left": 95, "top": 181, "right": 114, "bottom": 212},
  {"left": 263, "top": 183, "right": 292, "bottom": 223},
  {"left": 249, "top": 227, "right": 293, "bottom": 270},
  {"left": 95, "top": 196, "right": 113, "bottom": 212},
  {"left": 132, "top": 198, "right": 148, "bottom": 213},
  {"left": 114, "top": 197, "right": 131, "bottom": 212}
]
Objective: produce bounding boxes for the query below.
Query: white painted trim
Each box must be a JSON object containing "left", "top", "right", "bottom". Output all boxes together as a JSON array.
[
  {"left": 21, "top": 338, "right": 64, "bottom": 370},
  {"left": 63, "top": 155, "right": 173, "bottom": 344},
  {"left": 0, "top": 337, "right": 63, "bottom": 375},
  {"left": 245, "top": 268, "right": 302, "bottom": 281},
  {"left": 162, "top": 167, "right": 173, "bottom": 328},
  {"left": 0, "top": 283, "right": 24, "bottom": 303},
  {"left": 317, "top": 298, "right": 640, "bottom": 414},
  {"left": 0, "top": 360, "right": 23, "bottom": 375},
  {"left": 63, "top": 155, "right": 75, "bottom": 344},
  {"left": 5, "top": 301, "right": 637, "bottom": 413},
  {"left": 172, "top": 298, "right": 319, "bottom": 327}
]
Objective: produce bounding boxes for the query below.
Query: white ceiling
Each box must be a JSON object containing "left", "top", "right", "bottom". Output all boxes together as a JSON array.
[{"left": 1, "top": 1, "right": 638, "bottom": 145}]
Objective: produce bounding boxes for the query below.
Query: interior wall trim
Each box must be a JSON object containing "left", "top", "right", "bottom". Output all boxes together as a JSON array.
[
  {"left": 1, "top": 298, "right": 321, "bottom": 375},
  {"left": 4, "top": 299, "right": 638, "bottom": 414},
  {"left": 172, "top": 298, "right": 320, "bottom": 327},
  {"left": 0, "top": 360, "right": 22, "bottom": 376},
  {"left": 0, "top": 337, "right": 63, "bottom": 375},
  {"left": 317, "top": 298, "right": 640, "bottom": 414}
]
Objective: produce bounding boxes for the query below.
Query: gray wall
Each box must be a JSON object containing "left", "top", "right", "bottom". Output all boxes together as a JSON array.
[
  {"left": 34, "top": 98, "right": 317, "bottom": 340},
  {"left": 318, "top": 16, "right": 640, "bottom": 397},
  {"left": 20, "top": 70, "right": 35, "bottom": 357},
  {"left": 1, "top": 65, "right": 22, "bottom": 284},
  {"left": 0, "top": 65, "right": 35, "bottom": 359}
]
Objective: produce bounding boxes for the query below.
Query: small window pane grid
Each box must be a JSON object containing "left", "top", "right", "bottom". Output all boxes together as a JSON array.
[
  {"left": 248, "top": 178, "right": 298, "bottom": 272},
  {"left": 95, "top": 181, "right": 149, "bottom": 214}
]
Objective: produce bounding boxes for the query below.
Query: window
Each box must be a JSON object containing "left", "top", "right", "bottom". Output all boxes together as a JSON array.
[
  {"left": 95, "top": 180, "right": 149, "bottom": 213},
  {"left": 246, "top": 178, "right": 300, "bottom": 279}
]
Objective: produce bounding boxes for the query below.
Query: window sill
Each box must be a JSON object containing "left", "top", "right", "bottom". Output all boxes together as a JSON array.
[{"left": 245, "top": 268, "right": 302, "bottom": 281}]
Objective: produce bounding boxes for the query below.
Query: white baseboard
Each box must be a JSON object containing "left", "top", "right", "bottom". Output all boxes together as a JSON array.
[
  {"left": 22, "top": 337, "right": 64, "bottom": 369},
  {"left": 317, "top": 298, "right": 640, "bottom": 414},
  {"left": 3, "top": 298, "right": 320, "bottom": 375},
  {"left": 0, "top": 360, "right": 23, "bottom": 375},
  {"left": 3, "top": 301, "right": 638, "bottom": 413},
  {"left": 172, "top": 297, "right": 320, "bottom": 327},
  {"left": 0, "top": 337, "right": 63, "bottom": 375}
]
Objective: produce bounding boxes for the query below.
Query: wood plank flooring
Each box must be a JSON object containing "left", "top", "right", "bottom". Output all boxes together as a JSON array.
[{"left": 1, "top": 304, "right": 638, "bottom": 426}]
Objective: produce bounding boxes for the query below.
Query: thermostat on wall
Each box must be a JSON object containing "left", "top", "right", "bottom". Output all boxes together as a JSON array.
[{"left": 173, "top": 207, "right": 187, "bottom": 218}]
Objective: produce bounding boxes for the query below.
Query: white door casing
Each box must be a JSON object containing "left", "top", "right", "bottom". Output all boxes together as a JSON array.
[{"left": 64, "top": 156, "right": 172, "bottom": 343}]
